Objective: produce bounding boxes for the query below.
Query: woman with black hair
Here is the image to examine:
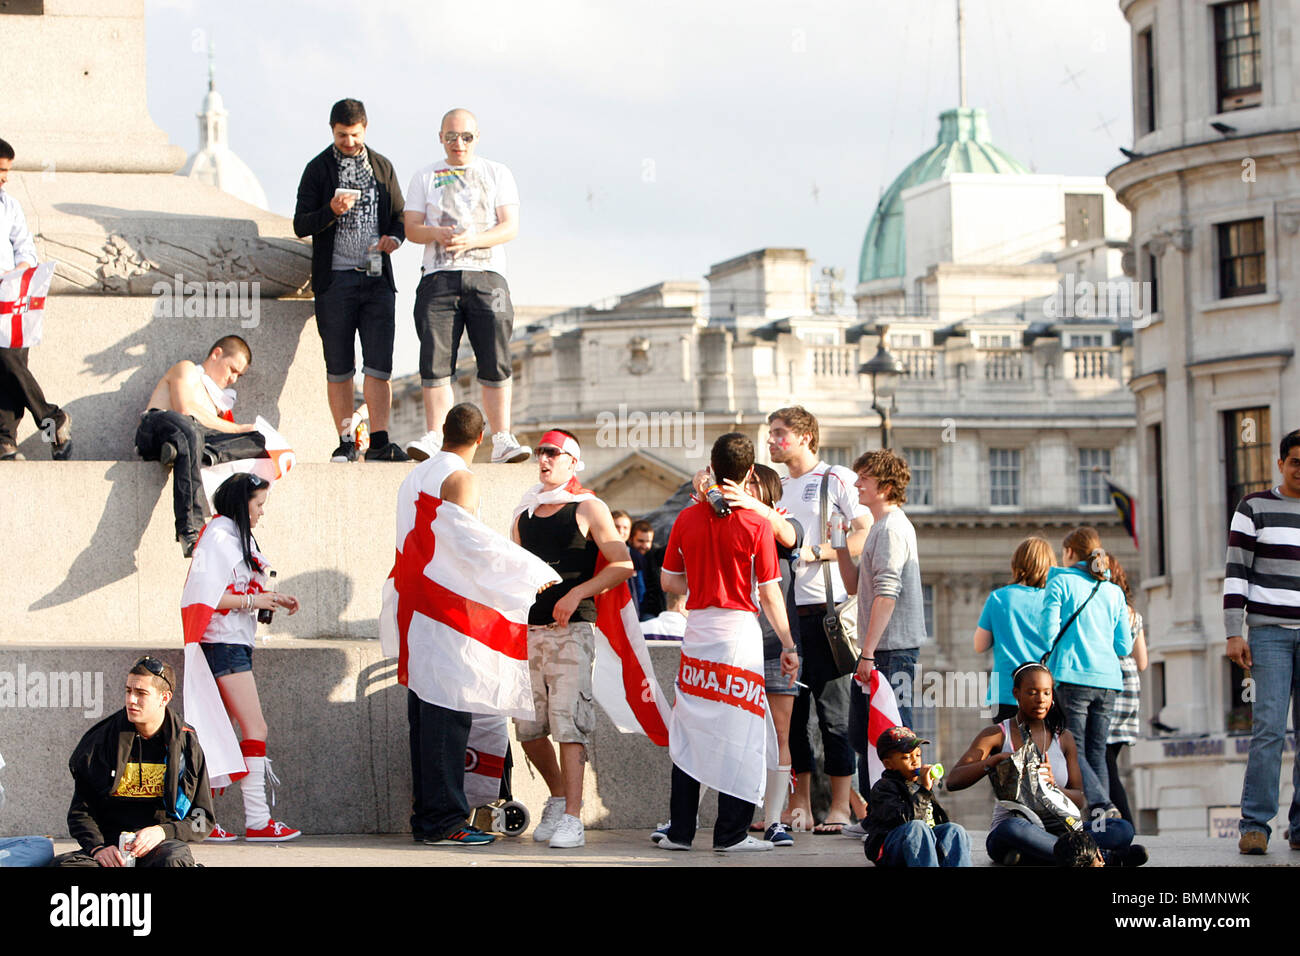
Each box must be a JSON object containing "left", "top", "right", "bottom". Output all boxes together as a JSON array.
[
  {"left": 183, "top": 472, "right": 301, "bottom": 843},
  {"left": 947, "top": 662, "right": 1145, "bottom": 866}
]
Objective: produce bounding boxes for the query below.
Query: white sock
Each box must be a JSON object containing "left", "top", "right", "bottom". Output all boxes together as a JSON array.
[{"left": 764, "top": 765, "right": 792, "bottom": 828}]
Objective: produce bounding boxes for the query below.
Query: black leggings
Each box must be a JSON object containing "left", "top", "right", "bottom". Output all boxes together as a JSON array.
[{"left": 1105, "top": 741, "right": 1134, "bottom": 824}]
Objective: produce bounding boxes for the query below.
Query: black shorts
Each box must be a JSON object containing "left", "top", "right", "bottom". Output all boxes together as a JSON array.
[
  {"left": 313, "top": 270, "right": 396, "bottom": 382},
  {"left": 201, "top": 641, "right": 253, "bottom": 679},
  {"left": 413, "top": 270, "right": 514, "bottom": 388}
]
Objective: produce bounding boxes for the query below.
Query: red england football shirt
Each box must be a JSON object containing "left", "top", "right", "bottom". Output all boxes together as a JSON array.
[{"left": 661, "top": 502, "right": 779, "bottom": 612}]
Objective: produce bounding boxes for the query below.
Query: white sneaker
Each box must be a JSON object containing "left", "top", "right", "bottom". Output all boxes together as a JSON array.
[
  {"left": 549, "top": 813, "right": 585, "bottom": 848},
  {"left": 406, "top": 430, "right": 442, "bottom": 462},
  {"left": 657, "top": 835, "right": 692, "bottom": 851},
  {"left": 491, "top": 431, "right": 531, "bottom": 464},
  {"left": 532, "top": 796, "right": 566, "bottom": 843},
  {"left": 715, "top": 835, "right": 774, "bottom": 853}
]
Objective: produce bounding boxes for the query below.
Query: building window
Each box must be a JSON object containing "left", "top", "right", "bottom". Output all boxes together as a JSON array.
[
  {"left": 922, "top": 582, "right": 934, "bottom": 639},
  {"left": 903, "top": 447, "right": 933, "bottom": 506},
  {"left": 1067, "top": 334, "right": 1106, "bottom": 349},
  {"left": 1214, "top": 1, "right": 1262, "bottom": 112},
  {"left": 1218, "top": 218, "right": 1266, "bottom": 298},
  {"left": 1224, "top": 407, "right": 1272, "bottom": 526},
  {"left": 1064, "top": 193, "right": 1105, "bottom": 245},
  {"left": 1078, "top": 448, "right": 1113, "bottom": 506},
  {"left": 1136, "top": 27, "right": 1157, "bottom": 134},
  {"left": 821, "top": 446, "right": 852, "bottom": 468},
  {"left": 989, "top": 448, "right": 1021, "bottom": 507},
  {"left": 1226, "top": 659, "right": 1252, "bottom": 734},
  {"left": 976, "top": 332, "right": 1016, "bottom": 349},
  {"left": 1144, "top": 244, "right": 1160, "bottom": 315},
  {"left": 1150, "top": 423, "right": 1167, "bottom": 577}
]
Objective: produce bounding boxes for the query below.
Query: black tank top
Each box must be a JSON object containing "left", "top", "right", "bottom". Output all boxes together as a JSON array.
[{"left": 518, "top": 502, "right": 600, "bottom": 626}]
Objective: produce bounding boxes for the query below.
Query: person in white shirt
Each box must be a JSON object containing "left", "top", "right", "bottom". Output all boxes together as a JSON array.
[
  {"left": 0, "top": 137, "right": 71, "bottom": 461},
  {"left": 641, "top": 591, "right": 689, "bottom": 640},
  {"left": 766, "top": 405, "right": 871, "bottom": 833},
  {"left": 403, "top": 109, "right": 529, "bottom": 466}
]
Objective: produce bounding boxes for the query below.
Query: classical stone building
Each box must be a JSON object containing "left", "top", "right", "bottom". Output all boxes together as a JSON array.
[
  {"left": 390, "top": 104, "right": 1143, "bottom": 825},
  {"left": 1109, "top": 0, "right": 1299, "bottom": 838},
  {"left": 177, "top": 46, "right": 270, "bottom": 209}
]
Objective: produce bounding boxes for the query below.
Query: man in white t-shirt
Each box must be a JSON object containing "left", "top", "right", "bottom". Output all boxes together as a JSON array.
[
  {"left": 767, "top": 405, "right": 871, "bottom": 832},
  {"left": 403, "top": 109, "right": 530, "bottom": 466}
]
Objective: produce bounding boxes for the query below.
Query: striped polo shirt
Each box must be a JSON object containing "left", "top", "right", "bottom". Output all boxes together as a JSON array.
[{"left": 1224, "top": 487, "right": 1300, "bottom": 634}]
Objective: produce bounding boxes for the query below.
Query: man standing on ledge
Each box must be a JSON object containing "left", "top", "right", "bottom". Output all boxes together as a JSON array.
[
  {"left": 511, "top": 429, "right": 634, "bottom": 847},
  {"left": 293, "top": 98, "right": 408, "bottom": 463},
  {"left": 404, "top": 108, "right": 530, "bottom": 465}
]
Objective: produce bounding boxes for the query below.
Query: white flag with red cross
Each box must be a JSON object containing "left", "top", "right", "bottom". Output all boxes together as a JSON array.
[
  {"left": 857, "top": 668, "right": 904, "bottom": 786},
  {"left": 0, "top": 263, "right": 55, "bottom": 348},
  {"left": 200, "top": 416, "right": 297, "bottom": 512}
]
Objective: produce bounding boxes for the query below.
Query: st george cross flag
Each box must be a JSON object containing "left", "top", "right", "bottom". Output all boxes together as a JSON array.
[
  {"left": 381, "top": 491, "right": 559, "bottom": 719},
  {"left": 200, "top": 416, "right": 297, "bottom": 512},
  {"left": 669, "top": 608, "right": 777, "bottom": 804},
  {"left": 463, "top": 714, "right": 509, "bottom": 810},
  {"left": 0, "top": 262, "right": 56, "bottom": 348},
  {"left": 857, "top": 668, "right": 904, "bottom": 786},
  {"left": 179, "top": 516, "right": 261, "bottom": 789}
]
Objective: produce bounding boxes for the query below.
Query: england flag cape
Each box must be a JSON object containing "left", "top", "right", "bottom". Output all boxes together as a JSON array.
[
  {"left": 857, "top": 668, "right": 904, "bottom": 785},
  {"left": 0, "top": 262, "right": 56, "bottom": 348},
  {"left": 670, "top": 607, "right": 777, "bottom": 804},
  {"left": 179, "top": 516, "right": 264, "bottom": 789},
  {"left": 381, "top": 469, "right": 560, "bottom": 719},
  {"left": 201, "top": 416, "right": 296, "bottom": 512},
  {"left": 513, "top": 478, "right": 671, "bottom": 745}
]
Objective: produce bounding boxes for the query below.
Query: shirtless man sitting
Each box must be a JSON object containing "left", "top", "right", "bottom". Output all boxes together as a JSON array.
[{"left": 134, "top": 335, "right": 267, "bottom": 557}]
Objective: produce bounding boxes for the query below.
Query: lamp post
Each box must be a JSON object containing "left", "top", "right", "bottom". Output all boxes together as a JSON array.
[{"left": 859, "top": 331, "right": 905, "bottom": 449}]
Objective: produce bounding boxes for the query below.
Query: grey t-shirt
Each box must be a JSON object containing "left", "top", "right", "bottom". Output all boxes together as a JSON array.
[{"left": 857, "top": 508, "right": 926, "bottom": 652}]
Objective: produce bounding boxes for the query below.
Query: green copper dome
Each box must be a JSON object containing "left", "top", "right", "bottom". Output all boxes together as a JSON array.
[{"left": 858, "top": 107, "right": 1029, "bottom": 284}]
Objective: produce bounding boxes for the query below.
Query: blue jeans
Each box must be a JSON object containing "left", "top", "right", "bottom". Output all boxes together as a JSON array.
[
  {"left": 878, "top": 820, "right": 970, "bottom": 867},
  {"left": 1056, "top": 682, "right": 1115, "bottom": 810},
  {"left": 0, "top": 836, "right": 54, "bottom": 867},
  {"left": 850, "top": 647, "right": 918, "bottom": 792},
  {"left": 986, "top": 815, "right": 1134, "bottom": 865},
  {"left": 1239, "top": 625, "right": 1300, "bottom": 839}
]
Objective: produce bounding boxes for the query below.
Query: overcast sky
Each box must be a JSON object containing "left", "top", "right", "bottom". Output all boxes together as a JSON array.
[{"left": 145, "top": 0, "right": 1134, "bottom": 374}]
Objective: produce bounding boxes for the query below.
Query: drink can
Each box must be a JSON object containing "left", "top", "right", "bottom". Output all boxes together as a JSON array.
[{"left": 118, "top": 831, "right": 137, "bottom": 867}]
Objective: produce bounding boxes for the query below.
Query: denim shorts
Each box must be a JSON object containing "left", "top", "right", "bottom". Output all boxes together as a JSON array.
[
  {"left": 764, "top": 655, "right": 799, "bottom": 696},
  {"left": 201, "top": 641, "right": 253, "bottom": 678},
  {"left": 313, "top": 270, "right": 396, "bottom": 382}
]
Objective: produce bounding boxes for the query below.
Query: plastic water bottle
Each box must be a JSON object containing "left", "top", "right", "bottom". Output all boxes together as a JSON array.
[{"left": 705, "top": 484, "right": 732, "bottom": 517}]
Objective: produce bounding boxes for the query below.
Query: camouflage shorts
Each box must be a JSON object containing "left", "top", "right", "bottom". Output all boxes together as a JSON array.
[{"left": 514, "top": 622, "right": 597, "bottom": 746}]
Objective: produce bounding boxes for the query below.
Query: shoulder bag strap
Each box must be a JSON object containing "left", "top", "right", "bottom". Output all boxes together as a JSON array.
[{"left": 1039, "top": 579, "right": 1103, "bottom": 665}]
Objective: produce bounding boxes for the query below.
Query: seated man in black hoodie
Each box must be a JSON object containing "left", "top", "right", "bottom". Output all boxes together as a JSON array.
[
  {"left": 55, "top": 658, "right": 214, "bottom": 867},
  {"left": 863, "top": 725, "right": 970, "bottom": 867}
]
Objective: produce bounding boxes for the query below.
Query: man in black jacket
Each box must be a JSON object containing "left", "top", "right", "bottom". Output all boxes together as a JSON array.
[
  {"left": 55, "top": 658, "right": 214, "bottom": 867},
  {"left": 294, "top": 98, "right": 408, "bottom": 463},
  {"left": 863, "top": 725, "right": 970, "bottom": 866}
]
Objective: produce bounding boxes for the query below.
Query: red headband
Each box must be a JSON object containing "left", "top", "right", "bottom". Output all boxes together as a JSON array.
[{"left": 538, "top": 430, "right": 581, "bottom": 461}]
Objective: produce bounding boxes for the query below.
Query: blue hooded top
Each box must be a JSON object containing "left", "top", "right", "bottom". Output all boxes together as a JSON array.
[{"left": 1040, "top": 562, "right": 1131, "bottom": 690}]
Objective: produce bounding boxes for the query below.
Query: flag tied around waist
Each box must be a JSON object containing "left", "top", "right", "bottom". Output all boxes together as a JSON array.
[
  {"left": 856, "top": 668, "right": 903, "bottom": 786},
  {"left": 669, "top": 609, "right": 776, "bottom": 804},
  {"left": 179, "top": 517, "right": 262, "bottom": 789},
  {"left": 0, "top": 262, "right": 55, "bottom": 348},
  {"left": 200, "top": 416, "right": 296, "bottom": 513},
  {"left": 380, "top": 492, "right": 559, "bottom": 719}
]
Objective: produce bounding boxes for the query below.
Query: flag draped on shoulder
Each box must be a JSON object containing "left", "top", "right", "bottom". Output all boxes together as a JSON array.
[
  {"left": 857, "top": 668, "right": 903, "bottom": 786},
  {"left": 513, "top": 477, "right": 670, "bottom": 744},
  {"left": 0, "top": 262, "right": 56, "bottom": 348},
  {"left": 179, "top": 517, "right": 259, "bottom": 789},
  {"left": 201, "top": 416, "right": 296, "bottom": 512},
  {"left": 381, "top": 488, "right": 559, "bottom": 720}
]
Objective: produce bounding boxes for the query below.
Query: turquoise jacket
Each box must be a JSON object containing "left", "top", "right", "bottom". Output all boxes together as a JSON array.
[{"left": 1041, "top": 563, "right": 1130, "bottom": 691}]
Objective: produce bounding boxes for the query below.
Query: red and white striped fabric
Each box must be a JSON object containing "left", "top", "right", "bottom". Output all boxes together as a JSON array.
[
  {"left": 593, "top": 554, "right": 670, "bottom": 745},
  {"left": 179, "top": 517, "right": 259, "bottom": 789},
  {"left": 201, "top": 416, "right": 297, "bottom": 512},
  {"left": 513, "top": 477, "right": 670, "bottom": 744},
  {"left": 0, "top": 262, "right": 55, "bottom": 348},
  {"left": 380, "top": 491, "right": 559, "bottom": 719},
  {"left": 858, "top": 668, "right": 903, "bottom": 786},
  {"left": 670, "top": 608, "right": 777, "bottom": 804},
  {"left": 463, "top": 714, "right": 509, "bottom": 809}
]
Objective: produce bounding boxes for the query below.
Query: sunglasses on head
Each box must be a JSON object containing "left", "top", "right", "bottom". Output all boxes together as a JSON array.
[{"left": 134, "top": 656, "right": 172, "bottom": 691}]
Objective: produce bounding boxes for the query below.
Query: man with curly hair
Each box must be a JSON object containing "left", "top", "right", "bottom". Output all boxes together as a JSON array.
[{"left": 835, "top": 449, "right": 927, "bottom": 793}]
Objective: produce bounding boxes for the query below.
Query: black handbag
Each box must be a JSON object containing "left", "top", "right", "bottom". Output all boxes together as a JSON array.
[{"left": 818, "top": 471, "right": 859, "bottom": 677}]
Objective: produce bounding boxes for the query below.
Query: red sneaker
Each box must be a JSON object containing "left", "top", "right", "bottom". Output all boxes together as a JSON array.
[
  {"left": 205, "top": 823, "right": 238, "bottom": 843},
  {"left": 245, "top": 820, "right": 301, "bottom": 843}
]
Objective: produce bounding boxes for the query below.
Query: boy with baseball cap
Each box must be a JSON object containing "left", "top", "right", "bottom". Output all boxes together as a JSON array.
[{"left": 862, "top": 725, "right": 970, "bottom": 866}]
